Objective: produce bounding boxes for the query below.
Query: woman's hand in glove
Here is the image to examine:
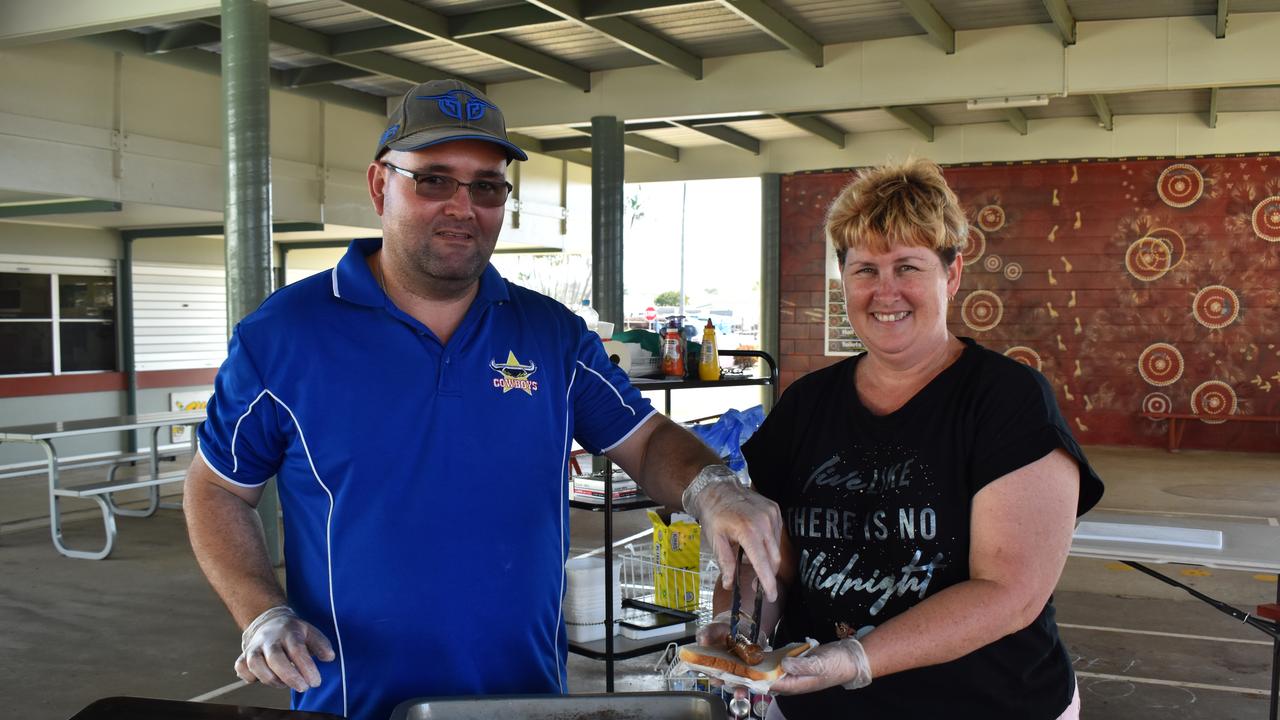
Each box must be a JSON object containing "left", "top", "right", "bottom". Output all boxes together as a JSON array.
[
  {"left": 234, "top": 606, "right": 335, "bottom": 692},
  {"left": 769, "top": 637, "right": 872, "bottom": 695}
]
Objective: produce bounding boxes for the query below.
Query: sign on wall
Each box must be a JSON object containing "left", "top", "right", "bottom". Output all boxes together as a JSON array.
[{"left": 169, "top": 391, "right": 210, "bottom": 444}]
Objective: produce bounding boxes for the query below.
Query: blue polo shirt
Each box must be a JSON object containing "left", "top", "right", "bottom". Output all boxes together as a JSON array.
[{"left": 197, "top": 238, "right": 655, "bottom": 720}]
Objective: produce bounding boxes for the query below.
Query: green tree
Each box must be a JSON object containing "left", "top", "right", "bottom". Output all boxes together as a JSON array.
[{"left": 654, "top": 291, "right": 684, "bottom": 306}]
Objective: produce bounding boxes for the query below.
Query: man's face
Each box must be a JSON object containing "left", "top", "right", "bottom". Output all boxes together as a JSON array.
[{"left": 368, "top": 140, "right": 508, "bottom": 290}]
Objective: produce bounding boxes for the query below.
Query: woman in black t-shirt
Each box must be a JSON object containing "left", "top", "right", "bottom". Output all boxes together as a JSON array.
[{"left": 700, "top": 159, "right": 1104, "bottom": 719}]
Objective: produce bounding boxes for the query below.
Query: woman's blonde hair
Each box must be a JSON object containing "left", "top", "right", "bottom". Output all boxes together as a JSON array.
[{"left": 825, "top": 157, "right": 968, "bottom": 266}]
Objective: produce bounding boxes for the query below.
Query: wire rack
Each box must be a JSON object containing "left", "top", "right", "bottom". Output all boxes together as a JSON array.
[{"left": 617, "top": 543, "right": 718, "bottom": 626}]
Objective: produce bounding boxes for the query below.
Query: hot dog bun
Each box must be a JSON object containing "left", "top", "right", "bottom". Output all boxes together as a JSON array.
[{"left": 677, "top": 641, "right": 812, "bottom": 682}]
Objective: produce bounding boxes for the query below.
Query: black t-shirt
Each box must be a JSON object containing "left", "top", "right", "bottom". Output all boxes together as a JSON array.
[{"left": 743, "top": 338, "right": 1103, "bottom": 720}]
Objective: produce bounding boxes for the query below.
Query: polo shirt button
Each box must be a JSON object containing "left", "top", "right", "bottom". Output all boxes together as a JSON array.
[{"left": 444, "top": 357, "right": 451, "bottom": 364}]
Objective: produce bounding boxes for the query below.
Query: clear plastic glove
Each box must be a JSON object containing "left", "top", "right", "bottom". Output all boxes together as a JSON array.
[
  {"left": 234, "top": 605, "right": 335, "bottom": 693},
  {"left": 695, "top": 610, "right": 734, "bottom": 650},
  {"left": 683, "top": 466, "right": 782, "bottom": 601},
  {"left": 770, "top": 637, "right": 872, "bottom": 695}
]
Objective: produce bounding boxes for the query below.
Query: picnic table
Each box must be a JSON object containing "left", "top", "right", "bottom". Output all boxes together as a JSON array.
[{"left": 0, "top": 410, "right": 206, "bottom": 559}]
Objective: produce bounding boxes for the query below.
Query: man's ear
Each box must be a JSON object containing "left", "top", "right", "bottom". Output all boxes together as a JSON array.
[{"left": 367, "top": 162, "right": 386, "bottom": 216}]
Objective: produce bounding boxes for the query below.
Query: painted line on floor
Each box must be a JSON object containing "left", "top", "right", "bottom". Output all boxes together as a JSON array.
[
  {"left": 1095, "top": 506, "right": 1279, "bottom": 526},
  {"left": 1075, "top": 671, "right": 1271, "bottom": 697},
  {"left": 188, "top": 680, "right": 247, "bottom": 702},
  {"left": 573, "top": 528, "right": 654, "bottom": 559},
  {"left": 1060, "top": 622, "right": 1273, "bottom": 645}
]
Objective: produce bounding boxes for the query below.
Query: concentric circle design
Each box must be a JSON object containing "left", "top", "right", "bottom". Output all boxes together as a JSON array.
[
  {"left": 1147, "top": 227, "right": 1186, "bottom": 268},
  {"left": 960, "top": 290, "right": 1003, "bottom": 332},
  {"left": 1003, "top": 262, "right": 1023, "bottom": 281},
  {"left": 1252, "top": 196, "right": 1280, "bottom": 242},
  {"left": 959, "top": 227, "right": 986, "bottom": 265},
  {"left": 1125, "top": 236, "right": 1172, "bottom": 282},
  {"left": 1192, "top": 285, "right": 1240, "bottom": 329},
  {"left": 983, "top": 254, "right": 1003, "bottom": 272},
  {"left": 1137, "top": 343, "right": 1184, "bottom": 386},
  {"left": 1156, "top": 163, "right": 1204, "bottom": 208},
  {"left": 1004, "top": 345, "right": 1042, "bottom": 371},
  {"left": 1190, "top": 380, "right": 1237, "bottom": 424},
  {"left": 1141, "top": 392, "right": 1172, "bottom": 415},
  {"left": 978, "top": 204, "right": 1006, "bottom": 232}
]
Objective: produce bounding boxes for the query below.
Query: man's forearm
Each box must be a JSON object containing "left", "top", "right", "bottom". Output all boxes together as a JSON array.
[
  {"left": 184, "top": 478, "right": 287, "bottom": 629},
  {"left": 628, "top": 418, "right": 722, "bottom": 509}
]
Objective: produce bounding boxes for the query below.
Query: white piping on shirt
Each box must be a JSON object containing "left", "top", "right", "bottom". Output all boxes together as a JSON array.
[
  {"left": 554, "top": 365, "right": 578, "bottom": 693},
  {"left": 330, "top": 268, "right": 340, "bottom": 298},
  {"left": 227, "top": 389, "right": 349, "bottom": 717}
]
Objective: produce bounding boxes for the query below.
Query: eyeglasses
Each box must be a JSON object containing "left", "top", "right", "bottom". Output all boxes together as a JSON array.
[{"left": 381, "top": 162, "right": 513, "bottom": 208}]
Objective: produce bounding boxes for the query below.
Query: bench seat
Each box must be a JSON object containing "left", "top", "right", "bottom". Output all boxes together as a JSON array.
[{"left": 1141, "top": 412, "right": 1280, "bottom": 452}]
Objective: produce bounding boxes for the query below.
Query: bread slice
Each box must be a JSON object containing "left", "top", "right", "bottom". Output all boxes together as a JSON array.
[{"left": 677, "top": 641, "right": 812, "bottom": 682}]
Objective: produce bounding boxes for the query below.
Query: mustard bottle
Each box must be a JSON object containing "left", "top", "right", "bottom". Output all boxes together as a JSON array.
[{"left": 698, "top": 318, "right": 719, "bottom": 381}]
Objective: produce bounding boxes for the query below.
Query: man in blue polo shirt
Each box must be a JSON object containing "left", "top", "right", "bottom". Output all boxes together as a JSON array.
[{"left": 183, "top": 78, "right": 782, "bottom": 720}]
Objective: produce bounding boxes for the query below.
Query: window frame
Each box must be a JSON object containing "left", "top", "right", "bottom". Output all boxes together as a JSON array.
[{"left": 0, "top": 255, "right": 117, "bottom": 378}]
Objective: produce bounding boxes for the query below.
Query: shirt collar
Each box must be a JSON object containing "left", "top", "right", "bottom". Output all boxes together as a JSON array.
[{"left": 332, "top": 238, "right": 510, "bottom": 308}]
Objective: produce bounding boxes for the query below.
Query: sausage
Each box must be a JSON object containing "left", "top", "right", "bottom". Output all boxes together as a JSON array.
[{"left": 726, "top": 633, "right": 765, "bottom": 666}]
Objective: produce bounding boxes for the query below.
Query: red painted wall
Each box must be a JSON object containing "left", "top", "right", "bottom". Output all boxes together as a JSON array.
[{"left": 779, "top": 155, "right": 1280, "bottom": 452}]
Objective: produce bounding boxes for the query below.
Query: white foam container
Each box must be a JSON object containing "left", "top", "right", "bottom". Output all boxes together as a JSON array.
[{"left": 564, "top": 556, "right": 621, "bottom": 641}]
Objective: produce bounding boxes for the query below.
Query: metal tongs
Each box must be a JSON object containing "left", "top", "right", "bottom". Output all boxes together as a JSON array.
[{"left": 728, "top": 547, "right": 765, "bottom": 645}]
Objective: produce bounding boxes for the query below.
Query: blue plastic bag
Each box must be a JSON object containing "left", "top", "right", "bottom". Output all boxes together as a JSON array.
[{"left": 687, "top": 405, "right": 765, "bottom": 472}]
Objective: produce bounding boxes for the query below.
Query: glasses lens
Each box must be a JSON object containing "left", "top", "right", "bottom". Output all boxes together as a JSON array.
[
  {"left": 469, "top": 181, "right": 509, "bottom": 208},
  {"left": 415, "top": 175, "right": 459, "bottom": 201}
]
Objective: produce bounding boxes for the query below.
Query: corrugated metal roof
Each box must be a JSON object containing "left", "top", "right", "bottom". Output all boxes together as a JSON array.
[
  {"left": 932, "top": 0, "right": 1050, "bottom": 29},
  {"left": 103, "top": 0, "right": 1280, "bottom": 152}
]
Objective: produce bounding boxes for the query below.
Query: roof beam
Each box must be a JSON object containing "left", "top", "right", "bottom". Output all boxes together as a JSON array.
[
  {"left": 1208, "top": 86, "right": 1220, "bottom": 128},
  {"left": 571, "top": 127, "right": 679, "bottom": 161},
  {"left": 622, "top": 133, "right": 681, "bottom": 161},
  {"left": 882, "top": 106, "right": 934, "bottom": 141},
  {"left": 144, "top": 23, "right": 220, "bottom": 54},
  {"left": 1088, "top": 94, "right": 1113, "bottom": 131},
  {"left": 0, "top": 199, "right": 122, "bottom": 218},
  {"left": 330, "top": 26, "right": 423, "bottom": 55},
  {"left": 450, "top": 5, "right": 562, "bottom": 38},
  {"left": 897, "top": 0, "right": 954, "bottom": 54},
  {"left": 208, "top": 16, "right": 462, "bottom": 86},
  {"left": 1003, "top": 107, "right": 1028, "bottom": 135},
  {"left": 540, "top": 137, "right": 593, "bottom": 151},
  {"left": 82, "top": 30, "right": 387, "bottom": 115},
  {"left": 284, "top": 63, "right": 377, "bottom": 88},
  {"left": 776, "top": 113, "right": 845, "bottom": 148},
  {"left": 527, "top": 0, "right": 703, "bottom": 79},
  {"left": 1217, "top": 1, "right": 1229, "bottom": 38},
  {"left": 1040, "top": 0, "right": 1075, "bottom": 45},
  {"left": 509, "top": 132, "right": 593, "bottom": 167},
  {"left": 674, "top": 121, "right": 760, "bottom": 154},
  {"left": 336, "top": 0, "right": 591, "bottom": 90},
  {"left": 584, "top": 0, "right": 704, "bottom": 18},
  {"left": 543, "top": 131, "right": 680, "bottom": 161},
  {"left": 719, "top": 0, "right": 823, "bottom": 67}
]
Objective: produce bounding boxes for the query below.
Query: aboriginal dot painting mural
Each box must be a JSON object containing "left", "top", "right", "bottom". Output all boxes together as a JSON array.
[{"left": 778, "top": 156, "right": 1280, "bottom": 452}]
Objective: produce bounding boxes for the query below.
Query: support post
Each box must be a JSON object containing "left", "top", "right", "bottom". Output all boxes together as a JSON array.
[
  {"left": 222, "top": 0, "right": 280, "bottom": 566},
  {"left": 591, "top": 116, "right": 625, "bottom": 330}
]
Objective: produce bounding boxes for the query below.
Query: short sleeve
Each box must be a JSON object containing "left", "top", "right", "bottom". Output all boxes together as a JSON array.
[
  {"left": 969, "top": 361, "right": 1104, "bottom": 515},
  {"left": 742, "top": 379, "right": 804, "bottom": 504},
  {"left": 569, "top": 322, "right": 656, "bottom": 454},
  {"left": 196, "top": 325, "right": 286, "bottom": 487}
]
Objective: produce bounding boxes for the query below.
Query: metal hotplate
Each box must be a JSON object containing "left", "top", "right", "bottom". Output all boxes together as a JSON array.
[{"left": 390, "top": 692, "right": 727, "bottom": 720}]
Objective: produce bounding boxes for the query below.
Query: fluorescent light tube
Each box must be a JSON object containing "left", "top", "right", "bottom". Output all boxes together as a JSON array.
[{"left": 966, "top": 94, "right": 1050, "bottom": 110}]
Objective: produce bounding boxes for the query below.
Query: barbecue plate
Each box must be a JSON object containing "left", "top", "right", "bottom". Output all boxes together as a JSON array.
[{"left": 389, "top": 691, "right": 726, "bottom": 720}]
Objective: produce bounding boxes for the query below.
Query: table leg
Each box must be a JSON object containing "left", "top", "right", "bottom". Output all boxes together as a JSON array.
[
  {"left": 44, "top": 439, "right": 117, "bottom": 560},
  {"left": 1271, "top": 583, "right": 1278, "bottom": 720}
]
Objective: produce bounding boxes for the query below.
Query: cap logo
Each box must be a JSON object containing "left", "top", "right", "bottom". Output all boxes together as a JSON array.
[
  {"left": 378, "top": 123, "right": 400, "bottom": 146},
  {"left": 418, "top": 90, "right": 495, "bottom": 122}
]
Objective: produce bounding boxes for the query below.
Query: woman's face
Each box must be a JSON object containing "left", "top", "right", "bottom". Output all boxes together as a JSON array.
[{"left": 841, "top": 243, "right": 962, "bottom": 366}]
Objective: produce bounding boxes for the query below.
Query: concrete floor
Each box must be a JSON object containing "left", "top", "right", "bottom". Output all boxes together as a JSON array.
[{"left": 0, "top": 445, "right": 1277, "bottom": 719}]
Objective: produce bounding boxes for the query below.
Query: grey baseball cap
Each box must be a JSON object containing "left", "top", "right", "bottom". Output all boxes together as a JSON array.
[{"left": 375, "top": 79, "right": 528, "bottom": 162}]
